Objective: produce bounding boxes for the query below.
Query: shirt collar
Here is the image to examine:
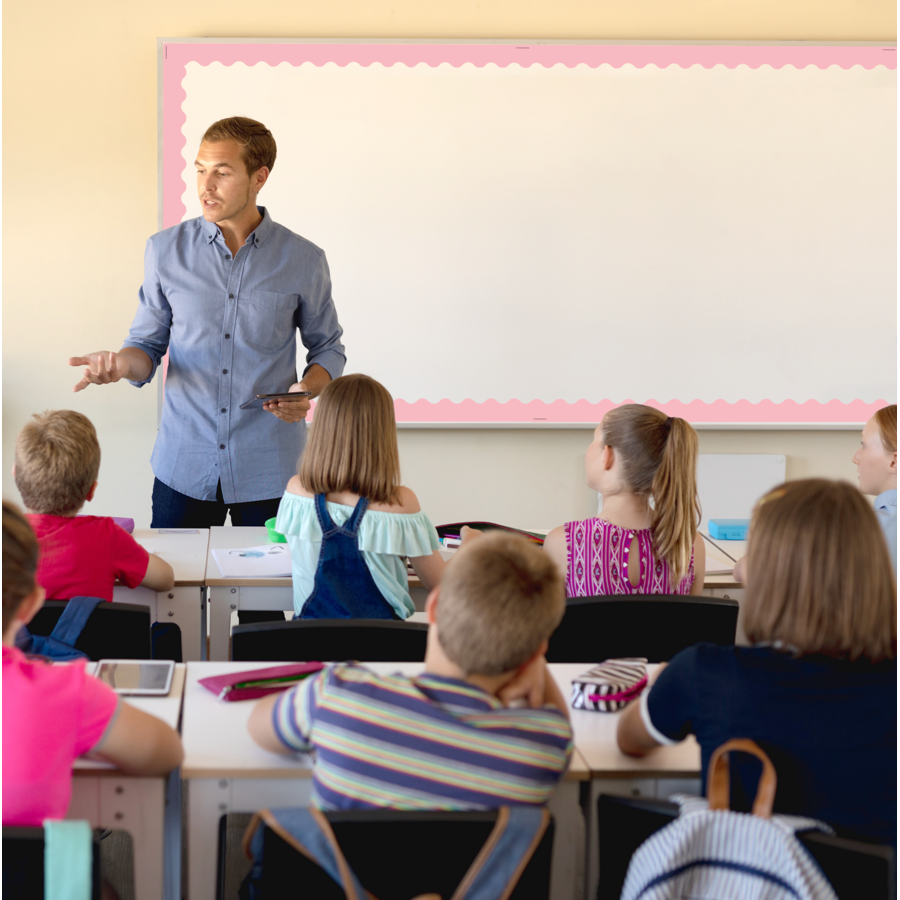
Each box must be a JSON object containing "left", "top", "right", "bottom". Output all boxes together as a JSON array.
[
  {"left": 875, "top": 489, "right": 897, "bottom": 510},
  {"left": 201, "top": 206, "right": 274, "bottom": 247},
  {"left": 414, "top": 672, "right": 503, "bottom": 710}
]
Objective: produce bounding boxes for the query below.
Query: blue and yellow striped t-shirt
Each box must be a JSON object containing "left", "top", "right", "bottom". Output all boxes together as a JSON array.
[{"left": 272, "top": 664, "right": 574, "bottom": 810}]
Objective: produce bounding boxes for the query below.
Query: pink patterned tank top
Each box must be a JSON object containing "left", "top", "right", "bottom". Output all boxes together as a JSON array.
[{"left": 564, "top": 517, "right": 694, "bottom": 597}]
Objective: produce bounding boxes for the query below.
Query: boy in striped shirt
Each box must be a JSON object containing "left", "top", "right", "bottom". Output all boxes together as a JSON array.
[{"left": 248, "top": 532, "right": 573, "bottom": 809}]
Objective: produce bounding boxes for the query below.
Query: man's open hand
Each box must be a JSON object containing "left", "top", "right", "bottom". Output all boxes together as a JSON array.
[
  {"left": 263, "top": 382, "right": 312, "bottom": 422},
  {"left": 69, "top": 351, "right": 128, "bottom": 392}
]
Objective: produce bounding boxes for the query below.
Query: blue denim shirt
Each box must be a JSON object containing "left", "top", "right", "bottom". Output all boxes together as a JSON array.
[
  {"left": 875, "top": 489, "right": 897, "bottom": 573},
  {"left": 123, "top": 208, "right": 346, "bottom": 504}
]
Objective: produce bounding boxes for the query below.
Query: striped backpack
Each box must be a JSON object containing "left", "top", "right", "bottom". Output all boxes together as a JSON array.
[{"left": 621, "top": 739, "right": 838, "bottom": 900}]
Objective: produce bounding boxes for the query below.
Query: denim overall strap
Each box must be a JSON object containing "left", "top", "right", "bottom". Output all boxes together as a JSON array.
[
  {"left": 300, "top": 496, "right": 397, "bottom": 620},
  {"left": 50, "top": 597, "right": 104, "bottom": 646}
]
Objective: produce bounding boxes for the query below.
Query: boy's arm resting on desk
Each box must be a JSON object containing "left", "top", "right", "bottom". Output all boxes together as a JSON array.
[
  {"left": 89, "top": 702, "right": 183, "bottom": 775},
  {"left": 249, "top": 674, "right": 320, "bottom": 756},
  {"left": 248, "top": 694, "right": 295, "bottom": 755},
  {"left": 141, "top": 553, "right": 175, "bottom": 592}
]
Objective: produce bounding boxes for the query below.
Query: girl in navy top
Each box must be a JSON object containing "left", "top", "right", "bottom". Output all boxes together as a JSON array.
[{"left": 617, "top": 479, "right": 896, "bottom": 845}]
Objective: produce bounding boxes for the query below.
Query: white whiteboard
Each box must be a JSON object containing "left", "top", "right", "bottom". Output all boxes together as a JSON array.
[{"left": 162, "top": 42, "right": 897, "bottom": 425}]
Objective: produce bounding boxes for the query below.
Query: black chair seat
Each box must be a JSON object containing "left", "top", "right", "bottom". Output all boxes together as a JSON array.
[
  {"left": 546, "top": 594, "right": 739, "bottom": 663},
  {"left": 596, "top": 794, "right": 896, "bottom": 900},
  {"left": 231, "top": 618, "right": 428, "bottom": 662},
  {"left": 230, "top": 809, "right": 554, "bottom": 900},
  {"left": 27, "top": 600, "right": 152, "bottom": 661},
  {"left": 3, "top": 826, "right": 102, "bottom": 900}
]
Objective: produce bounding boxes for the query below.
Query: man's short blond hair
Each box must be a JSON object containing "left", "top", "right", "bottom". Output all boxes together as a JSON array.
[
  {"left": 437, "top": 532, "right": 566, "bottom": 676},
  {"left": 14, "top": 411, "right": 101, "bottom": 515}
]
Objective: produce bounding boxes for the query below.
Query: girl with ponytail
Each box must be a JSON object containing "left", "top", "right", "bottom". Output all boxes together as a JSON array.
[{"left": 544, "top": 404, "right": 705, "bottom": 596}]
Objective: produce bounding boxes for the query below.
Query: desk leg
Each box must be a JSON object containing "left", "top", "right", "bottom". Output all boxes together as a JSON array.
[
  {"left": 547, "top": 780, "right": 585, "bottom": 900},
  {"left": 187, "top": 778, "right": 313, "bottom": 900},
  {"left": 69, "top": 776, "right": 166, "bottom": 900},
  {"left": 208, "top": 587, "right": 237, "bottom": 662},
  {"left": 157, "top": 587, "right": 204, "bottom": 662}
]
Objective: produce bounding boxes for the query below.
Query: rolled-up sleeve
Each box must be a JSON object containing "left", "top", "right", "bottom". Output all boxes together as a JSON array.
[
  {"left": 297, "top": 252, "right": 346, "bottom": 381},
  {"left": 122, "top": 237, "right": 173, "bottom": 387}
]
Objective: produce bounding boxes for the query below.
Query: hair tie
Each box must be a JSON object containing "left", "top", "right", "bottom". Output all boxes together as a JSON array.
[{"left": 664, "top": 416, "right": 674, "bottom": 431}]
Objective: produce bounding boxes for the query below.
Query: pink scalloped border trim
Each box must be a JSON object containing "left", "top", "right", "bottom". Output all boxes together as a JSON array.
[
  {"left": 302, "top": 398, "right": 888, "bottom": 425},
  {"left": 163, "top": 43, "right": 894, "bottom": 425},
  {"left": 162, "top": 41, "right": 895, "bottom": 228}
]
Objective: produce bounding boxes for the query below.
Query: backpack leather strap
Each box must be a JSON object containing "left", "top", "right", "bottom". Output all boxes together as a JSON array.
[{"left": 707, "top": 738, "right": 777, "bottom": 818}]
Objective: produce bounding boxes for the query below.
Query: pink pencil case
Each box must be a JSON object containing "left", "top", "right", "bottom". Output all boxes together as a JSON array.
[
  {"left": 570, "top": 658, "right": 648, "bottom": 712},
  {"left": 199, "top": 663, "right": 325, "bottom": 702}
]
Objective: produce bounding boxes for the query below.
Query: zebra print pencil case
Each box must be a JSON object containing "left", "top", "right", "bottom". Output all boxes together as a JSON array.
[{"left": 570, "top": 658, "right": 648, "bottom": 712}]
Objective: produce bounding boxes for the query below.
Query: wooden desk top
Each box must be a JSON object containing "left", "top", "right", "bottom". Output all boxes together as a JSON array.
[
  {"left": 75, "top": 663, "right": 187, "bottom": 775},
  {"left": 182, "top": 662, "right": 591, "bottom": 781},
  {"left": 129, "top": 529, "right": 210, "bottom": 587},
  {"left": 206, "top": 526, "right": 292, "bottom": 588},
  {"left": 549, "top": 664, "right": 700, "bottom": 778}
]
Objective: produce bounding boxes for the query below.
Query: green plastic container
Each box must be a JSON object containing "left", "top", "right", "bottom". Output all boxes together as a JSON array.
[{"left": 265, "top": 517, "right": 287, "bottom": 543}]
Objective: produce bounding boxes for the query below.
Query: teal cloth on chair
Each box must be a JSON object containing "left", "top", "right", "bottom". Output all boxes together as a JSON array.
[{"left": 43, "top": 819, "right": 92, "bottom": 900}]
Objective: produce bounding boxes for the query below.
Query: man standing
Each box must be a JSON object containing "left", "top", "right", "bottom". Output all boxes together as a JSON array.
[{"left": 69, "top": 117, "right": 345, "bottom": 528}]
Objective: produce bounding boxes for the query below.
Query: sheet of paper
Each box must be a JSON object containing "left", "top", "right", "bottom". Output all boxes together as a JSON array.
[{"left": 212, "top": 545, "right": 292, "bottom": 578}]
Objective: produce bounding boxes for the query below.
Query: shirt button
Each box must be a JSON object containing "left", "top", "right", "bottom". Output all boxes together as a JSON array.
[
  {"left": 221, "top": 408, "right": 227, "bottom": 413},
  {"left": 229, "top": 294, "right": 234, "bottom": 299},
  {"left": 224, "top": 334, "right": 231, "bottom": 339},
  {"left": 222, "top": 369, "right": 228, "bottom": 374},
  {"left": 225, "top": 255, "right": 231, "bottom": 260},
  {"left": 219, "top": 444, "right": 226, "bottom": 450}
]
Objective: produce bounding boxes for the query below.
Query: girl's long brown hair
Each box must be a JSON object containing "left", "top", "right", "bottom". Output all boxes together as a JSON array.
[
  {"left": 743, "top": 479, "right": 896, "bottom": 661},
  {"left": 601, "top": 405, "right": 700, "bottom": 581},
  {"left": 298, "top": 374, "right": 401, "bottom": 505},
  {"left": 874, "top": 404, "right": 897, "bottom": 455}
]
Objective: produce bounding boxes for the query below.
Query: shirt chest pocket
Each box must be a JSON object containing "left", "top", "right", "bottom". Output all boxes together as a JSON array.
[{"left": 241, "top": 290, "right": 299, "bottom": 352}]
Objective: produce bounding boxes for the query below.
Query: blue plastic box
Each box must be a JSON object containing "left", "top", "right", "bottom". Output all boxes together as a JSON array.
[{"left": 708, "top": 519, "right": 749, "bottom": 540}]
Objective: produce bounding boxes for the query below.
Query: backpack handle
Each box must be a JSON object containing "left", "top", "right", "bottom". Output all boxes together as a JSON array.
[{"left": 706, "top": 738, "right": 777, "bottom": 818}]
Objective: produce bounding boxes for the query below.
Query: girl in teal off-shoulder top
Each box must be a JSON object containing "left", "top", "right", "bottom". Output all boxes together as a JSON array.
[{"left": 275, "top": 374, "right": 445, "bottom": 619}]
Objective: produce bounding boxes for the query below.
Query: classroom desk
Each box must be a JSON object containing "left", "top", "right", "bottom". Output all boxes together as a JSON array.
[
  {"left": 69, "top": 664, "right": 187, "bottom": 900},
  {"left": 182, "top": 661, "right": 589, "bottom": 900},
  {"left": 113, "top": 529, "right": 211, "bottom": 661},
  {"left": 549, "top": 664, "right": 701, "bottom": 900},
  {"left": 206, "top": 526, "right": 292, "bottom": 660}
]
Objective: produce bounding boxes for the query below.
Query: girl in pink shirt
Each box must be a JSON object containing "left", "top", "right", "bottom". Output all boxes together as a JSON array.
[
  {"left": 544, "top": 404, "right": 706, "bottom": 597},
  {"left": 2, "top": 501, "right": 183, "bottom": 826}
]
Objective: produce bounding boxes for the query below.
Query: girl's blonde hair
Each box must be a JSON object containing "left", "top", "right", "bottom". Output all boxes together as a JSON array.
[
  {"left": 743, "top": 479, "right": 895, "bottom": 662},
  {"left": 298, "top": 374, "right": 401, "bottom": 505},
  {"left": 601, "top": 404, "right": 700, "bottom": 581},
  {"left": 874, "top": 404, "right": 897, "bottom": 455}
]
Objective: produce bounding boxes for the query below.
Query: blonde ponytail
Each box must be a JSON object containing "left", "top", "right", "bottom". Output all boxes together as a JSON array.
[
  {"left": 601, "top": 405, "right": 701, "bottom": 582},
  {"left": 650, "top": 417, "right": 701, "bottom": 581}
]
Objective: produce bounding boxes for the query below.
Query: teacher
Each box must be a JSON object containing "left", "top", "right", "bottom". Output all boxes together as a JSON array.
[{"left": 69, "top": 117, "right": 346, "bottom": 528}]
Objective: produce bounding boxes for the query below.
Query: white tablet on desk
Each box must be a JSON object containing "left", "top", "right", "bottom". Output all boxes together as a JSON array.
[{"left": 95, "top": 660, "right": 175, "bottom": 696}]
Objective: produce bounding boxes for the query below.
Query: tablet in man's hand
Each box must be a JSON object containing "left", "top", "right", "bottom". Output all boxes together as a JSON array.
[{"left": 240, "top": 391, "right": 312, "bottom": 410}]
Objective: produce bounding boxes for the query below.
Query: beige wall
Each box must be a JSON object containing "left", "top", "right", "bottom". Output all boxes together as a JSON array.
[{"left": 2, "top": 1, "right": 893, "bottom": 527}]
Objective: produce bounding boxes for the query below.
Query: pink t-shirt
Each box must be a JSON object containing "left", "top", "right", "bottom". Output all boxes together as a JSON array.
[
  {"left": 2, "top": 646, "right": 119, "bottom": 825},
  {"left": 28, "top": 514, "right": 150, "bottom": 602}
]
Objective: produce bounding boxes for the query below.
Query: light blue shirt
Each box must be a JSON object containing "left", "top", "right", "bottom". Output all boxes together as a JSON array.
[
  {"left": 123, "top": 209, "right": 346, "bottom": 503},
  {"left": 874, "top": 489, "right": 897, "bottom": 572}
]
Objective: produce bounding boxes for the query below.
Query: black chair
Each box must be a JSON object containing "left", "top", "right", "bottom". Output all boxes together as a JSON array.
[
  {"left": 546, "top": 594, "right": 739, "bottom": 663},
  {"left": 231, "top": 618, "right": 429, "bottom": 662},
  {"left": 226, "top": 810, "right": 554, "bottom": 900},
  {"left": 28, "top": 600, "right": 152, "bottom": 661},
  {"left": 3, "top": 826, "right": 102, "bottom": 900},
  {"left": 596, "top": 794, "right": 896, "bottom": 900}
]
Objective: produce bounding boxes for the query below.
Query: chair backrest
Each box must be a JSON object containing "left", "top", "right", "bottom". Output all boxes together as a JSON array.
[
  {"left": 232, "top": 809, "right": 554, "bottom": 900},
  {"left": 2, "top": 826, "right": 102, "bottom": 900},
  {"left": 596, "top": 794, "right": 896, "bottom": 900},
  {"left": 231, "top": 618, "right": 429, "bottom": 662},
  {"left": 545, "top": 594, "right": 739, "bottom": 663},
  {"left": 28, "top": 600, "right": 152, "bottom": 661}
]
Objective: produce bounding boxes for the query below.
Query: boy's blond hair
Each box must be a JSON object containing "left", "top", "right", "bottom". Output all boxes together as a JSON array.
[
  {"left": 14, "top": 411, "right": 101, "bottom": 516},
  {"left": 436, "top": 532, "right": 566, "bottom": 676},
  {"left": 744, "top": 479, "right": 895, "bottom": 662}
]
